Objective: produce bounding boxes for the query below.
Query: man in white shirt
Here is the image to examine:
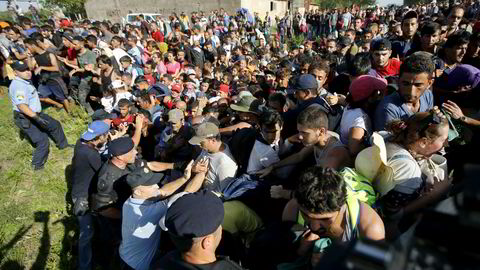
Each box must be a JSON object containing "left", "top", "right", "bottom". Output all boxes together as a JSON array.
[{"left": 189, "top": 122, "right": 238, "bottom": 194}]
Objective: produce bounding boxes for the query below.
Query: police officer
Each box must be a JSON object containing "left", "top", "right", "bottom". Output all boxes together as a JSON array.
[{"left": 8, "top": 60, "right": 70, "bottom": 170}]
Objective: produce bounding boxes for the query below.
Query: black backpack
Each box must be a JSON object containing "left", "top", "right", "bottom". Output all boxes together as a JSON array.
[{"left": 227, "top": 127, "right": 259, "bottom": 177}]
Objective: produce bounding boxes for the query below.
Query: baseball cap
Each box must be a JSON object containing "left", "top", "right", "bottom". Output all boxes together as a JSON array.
[
  {"left": 349, "top": 75, "right": 388, "bottom": 102},
  {"left": 168, "top": 109, "right": 184, "bottom": 123},
  {"left": 165, "top": 190, "right": 224, "bottom": 238},
  {"left": 11, "top": 61, "right": 29, "bottom": 72},
  {"left": 230, "top": 95, "right": 262, "bottom": 113},
  {"left": 446, "top": 64, "right": 480, "bottom": 90},
  {"left": 108, "top": 137, "right": 134, "bottom": 157},
  {"left": 371, "top": 39, "right": 391, "bottom": 52},
  {"left": 219, "top": 84, "right": 230, "bottom": 94},
  {"left": 171, "top": 84, "right": 182, "bottom": 93},
  {"left": 294, "top": 74, "right": 318, "bottom": 90},
  {"left": 134, "top": 75, "right": 148, "bottom": 85},
  {"left": 355, "top": 133, "right": 394, "bottom": 196},
  {"left": 81, "top": 120, "right": 110, "bottom": 141},
  {"left": 189, "top": 122, "right": 220, "bottom": 145},
  {"left": 91, "top": 110, "right": 117, "bottom": 121},
  {"left": 62, "top": 32, "right": 74, "bottom": 42},
  {"left": 126, "top": 162, "right": 163, "bottom": 189},
  {"left": 148, "top": 83, "right": 170, "bottom": 98},
  {"left": 111, "top": 80, "right": 125, "bottom": 89},
  {"left": 73, "top": 35, "right": 84, "bottom": 42}
]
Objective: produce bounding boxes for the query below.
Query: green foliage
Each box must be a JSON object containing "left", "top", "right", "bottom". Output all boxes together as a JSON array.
[
  {"left": 290, "top": 34, "right": 305, "bottom": 48},
  {"left": 40, "top": 0, "right": 86, "bottom": 16},
  {"left": 314, "top": 0, "right": 376, "bottom": 9},
  {"left": 0, "top": 90, "right": 88, "bottom": 269}
]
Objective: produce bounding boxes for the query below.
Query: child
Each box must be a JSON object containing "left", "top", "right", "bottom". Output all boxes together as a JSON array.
[
  {"left": 119, "top": 56, "right": 143, "bottom": 86},
  {"left": 111, "top": 80, "right": 133, "bottom": 110},
  {"left": 112, "top": 98, "right": 135, "bottom": 128}
]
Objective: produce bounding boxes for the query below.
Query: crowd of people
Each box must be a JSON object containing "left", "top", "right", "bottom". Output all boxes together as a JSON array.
[{"left": 4, "top": 1, "right": 480, "bottom": 269}]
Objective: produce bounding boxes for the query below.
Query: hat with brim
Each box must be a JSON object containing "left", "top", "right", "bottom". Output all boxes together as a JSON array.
[
  {"left": 189, "top": 122, "right": 219, "bottom": 145},
  {"left": 81, "top": 120, "right": 110, "bottom": 141},
  {"left": 355, "top": 133, "right": 394, "bottom": 197},
  {"left": 230, "top": 95, "right": 260, "bottom": 113},
  {"left": 126, "top": 162, "right": 162, "bottom": 188}
]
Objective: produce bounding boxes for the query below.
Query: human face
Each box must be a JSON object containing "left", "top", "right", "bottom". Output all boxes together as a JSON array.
[
  {"left": 121, "top": 148, "right": 137, "bottom": 164},
  {"left": 144, "top": 65, "right": 152, "bottom": 75},
  {"left": 364, "top": 32, "right": 373, "bottom": 42},
  {"left": 121, "top": 61, "right": 130, "bottom": 70},
  {"left": 402, "top": 18, "right": 418, "bottom": 38},
  {"left": 448, "top": 8, "right": 464, "bottom": 28},
  {"left": 394, "top": 25, "right": 403, "bottom": 37},
  {"left": 345, "top": 32, "right": 355, "bottom": 42},
  {"left": 169, "top": 120, "right": 183, "bottom": 133},
  {"left": 299, "top": 206, "right": 342, "bottom": 238},
  {"left": 326, "top": 41, "right": 336, "bottom": 53},
  {"left": 7, "top": 30, "right": 19, "bottom": 41},
  {"left": 421, "top": 31, "right": 440, "bottom": 50},
  {"left": 311, "top": 69, "right": 327, "bottom": 89},
  {"left": 111, "top": 39, "right": 120, "bottom": 48},
  {"left": 167, "top": 53, "right": 175, "bottom": 62},
  {"left": 467, "top": 40, "right": 480, "bottom": 58},
  {"left": 449, "top": 43, "right": 468, "bottom": 63},
  {"left": 416, "top": 124, "right": 449, "bottom": 157},
  {"left": 200, "top": 82, "right": 209, "bottom": 92},
  {"left": 16, "top": 70, "right": 32, "bottom": 80},
  {"left": 295, "top": 89, "right": 310, "bottom": 102},
  {"left": 261, "top": 123, "right": 282, "bottom": 145},
  {"left": 72, "top": 40, "right": 84, "bottom": 52},
  {"left": 398, "top": 72, "right": 432, "bottom": 104},
  {"left": 355, "top": 19, "right": 363, "bottom": 29},
  {"left": 297, "top": 124, "right": 321, "bottom": 146},
  {"left": 372, "top": 50, "right": 391, "bottom": 67},
  {"left": 118, "top": 105, "right": 130, "bottom": 118},
  {"left": 268, "top": 100, "right": 285, "bottom": 113}
]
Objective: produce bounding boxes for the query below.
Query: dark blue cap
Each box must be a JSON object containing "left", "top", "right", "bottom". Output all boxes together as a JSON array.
[
  {"left": 295, "top": 74, "right": 318, "bottom": 90},
  {"left": 148, "top": 83, "right": 170, "bottom": 98},
  {"left": 126, "top": 161, "right": 163, "bottom": 188},
  {"left": 165, "top": 190, "right": 224, "bottom": 238},
  {"left": 108, "top": 137, "right": 134, "bottom": 157}
]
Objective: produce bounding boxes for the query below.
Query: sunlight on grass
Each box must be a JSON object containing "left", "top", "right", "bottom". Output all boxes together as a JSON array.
[{"left": 0, "top": 89, "right": 88, "bottom": 269}]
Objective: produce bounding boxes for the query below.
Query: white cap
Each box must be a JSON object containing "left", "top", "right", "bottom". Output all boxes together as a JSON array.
[{"left": 111, "top": 80, "right": 125, "bottom": 89}]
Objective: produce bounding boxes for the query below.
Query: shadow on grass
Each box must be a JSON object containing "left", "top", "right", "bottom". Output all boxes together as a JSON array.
[
  {"left": 0, "top": 225, "right": 32, "bottom": 269},
  {"left": 31, "top": 211, "right": 50, "bottom": 270}
]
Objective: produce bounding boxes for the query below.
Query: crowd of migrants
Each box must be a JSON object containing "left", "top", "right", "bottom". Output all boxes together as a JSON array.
[{"left": 4, "top": 2, "right": 480, "bottom": 270}]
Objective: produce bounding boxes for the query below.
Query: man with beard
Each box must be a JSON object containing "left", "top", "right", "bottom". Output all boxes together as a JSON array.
[
  {"left": 374, "top": 52, "right": 435, "bottom": 131},
  {"left": 71, "top": 120, "right": 112, "bottom": 270},
  {"left": 371, "top": 39, "right": 401, "bottom": 77}
]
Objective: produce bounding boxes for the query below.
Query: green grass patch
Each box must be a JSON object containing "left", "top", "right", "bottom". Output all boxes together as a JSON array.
[{"left": 0, "top": 87, "right": 89, "bottom": 269}]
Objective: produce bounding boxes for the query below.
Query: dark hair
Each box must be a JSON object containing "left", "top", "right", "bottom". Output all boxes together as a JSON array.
[
  {"left": 117, "top": 98, "right": 131, "bottom": 108},
  {"left": 348, "top": 52, "right": 372, "bottom": 77},
  {"left": 268, "top": 92, "right": 287, "bottom": 107},
  {"left": 295, "top": 167, "right": 347, "bottom": 214},
  {"left": 308, "top": 61, "right": 330, "bottom": 75},
  {"left": 23, "top": 37, "right": 37, "bottom": 46},
  {"left": 98, "top": 55, "right": 112, "bottom": 66},
  {"left": 297, "top": 105, "right": 328, "bottom": 129},
  {"left": 443, "top": 30, "right": 470, "bottom": 48},
  {"left": 111, "top": 36, "right": 124, "bottom": 44},
  {"left": 137, "top": 92, "right": 151, "bottom": 103},
  {"left": 137, "top": 108, "right": 152, "bottom": 121},
  {"left": 86, "top": 34, "right": 97, "bottom": 44},
  {"left": 421, "top": 22, "right": 441, "bottom": 36},
  {"left": 399, "top": 52, "right": 435, "bottom": 77},
  {"left": 119, "top": 56, "right": 132, "bottom": 63},
  {"left": 260, "top": 109, "right": 284, "bottom": 129}
]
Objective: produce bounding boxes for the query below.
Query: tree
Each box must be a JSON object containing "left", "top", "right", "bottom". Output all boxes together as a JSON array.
[
  {"left": 40, "top": 0, "right": 86, "bottom": 17},
  {"left": 314, "top": 0, "right": 376, "bottom": 9}
]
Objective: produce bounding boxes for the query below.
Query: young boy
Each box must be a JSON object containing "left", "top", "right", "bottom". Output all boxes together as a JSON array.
[
  {"left": 143, "top": 60, "right": 157, "bottom": 86},
  {"left": 119, "top": 56, "right": 142, "bottom": 86},
  {"left": 112, "top": 98, "right": 135, "bottom": 128}
]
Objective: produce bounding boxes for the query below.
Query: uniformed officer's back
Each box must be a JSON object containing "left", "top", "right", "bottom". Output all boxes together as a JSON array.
[{"left": 9, "top": 60, "right": 71, "bottom": 170}]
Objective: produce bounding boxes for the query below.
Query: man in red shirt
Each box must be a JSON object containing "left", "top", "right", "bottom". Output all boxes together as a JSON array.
[
  {"left": 371, "top": 39, "right": 401, "bottom": 78},
  {"left": 151, "top": 22, "right": 164, "bottom": 42}
]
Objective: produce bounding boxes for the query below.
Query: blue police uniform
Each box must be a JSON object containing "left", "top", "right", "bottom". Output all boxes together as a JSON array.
[{"left": 9, "top": 76, "right": 69, "bottom": 169}]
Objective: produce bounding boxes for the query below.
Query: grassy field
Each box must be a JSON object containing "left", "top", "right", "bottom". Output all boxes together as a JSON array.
[{"left": 0, "top": 87, "right": 90, "bottom": 270}]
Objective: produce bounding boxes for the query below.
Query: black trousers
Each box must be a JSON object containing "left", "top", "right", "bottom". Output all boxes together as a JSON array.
[{"left": 13, "top": 111, "right": 68, "bottom": 167}]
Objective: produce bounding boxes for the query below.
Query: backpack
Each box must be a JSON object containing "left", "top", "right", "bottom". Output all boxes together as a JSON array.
[
  {"left": 227, "top": 127, "right": 258, "bottom": 176},
  {"left": 340, "top": 167, "right": 378, "bottom": 206}
]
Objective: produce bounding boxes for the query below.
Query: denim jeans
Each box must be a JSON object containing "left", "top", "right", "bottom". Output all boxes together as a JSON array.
[{"left": 77, "top": 213, "right": 94, "bottom": 270}]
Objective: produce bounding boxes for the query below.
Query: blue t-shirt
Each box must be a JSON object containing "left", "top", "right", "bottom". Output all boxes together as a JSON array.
[
  {"left": 119, "top": 197, "right": 168, "bottom": 270},
  {"left": 374, "top": 90, "right": 434, "bottom": 131}
]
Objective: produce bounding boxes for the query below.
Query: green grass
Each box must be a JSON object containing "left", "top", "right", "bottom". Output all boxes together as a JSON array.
[{"left": 0, "top": 87, "right": 90, "bottom": 269}]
